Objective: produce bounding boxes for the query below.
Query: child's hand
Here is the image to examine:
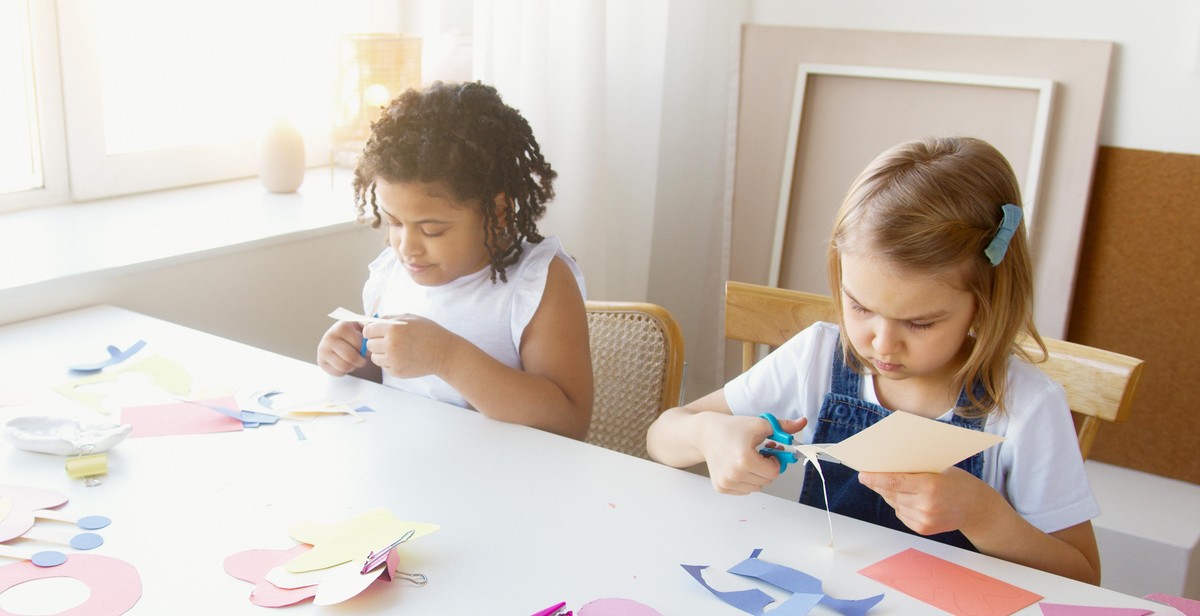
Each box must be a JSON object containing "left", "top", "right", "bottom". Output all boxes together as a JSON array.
[
  {"left": 858, "top": 466, "right": 994, "bottom": 536},
  {"left": 700, "top": 414, "right": 807, "bottom": 496},
  {"left": 316, "top": 320, "right": 369, "bottom": 376},
  {"left": 362, "top": 315, "right": 458, "bottom": 379}
]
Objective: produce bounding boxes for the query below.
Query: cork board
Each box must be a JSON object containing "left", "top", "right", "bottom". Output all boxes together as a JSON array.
[{"left": 1068, "top": 146, "right": 1200, "bottom": 485}]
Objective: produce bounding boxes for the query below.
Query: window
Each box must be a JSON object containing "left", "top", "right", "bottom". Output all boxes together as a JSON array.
[{"left": 0, "top": 0, "right": 399, "bottom": 210}]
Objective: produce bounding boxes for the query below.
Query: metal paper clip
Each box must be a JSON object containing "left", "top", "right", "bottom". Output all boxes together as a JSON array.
[
  {"left": 361, "top": 529, "right": 415, "bottom": 574},
  {"left": 393, "top": 571, "right": 428, "bottom": 586}
]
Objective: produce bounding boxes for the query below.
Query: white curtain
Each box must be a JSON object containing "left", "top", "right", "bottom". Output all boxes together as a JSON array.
[
  {"left": 471, "top": 0, "right": 669, "bottom": 303},
  {"left": 471, "top": 0, "right": 745, "bottom": 398}
]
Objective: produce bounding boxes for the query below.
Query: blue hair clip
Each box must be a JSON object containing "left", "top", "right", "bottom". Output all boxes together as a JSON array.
[{"left": 984, "top": 204, "right": 1022, "bottom": 266}]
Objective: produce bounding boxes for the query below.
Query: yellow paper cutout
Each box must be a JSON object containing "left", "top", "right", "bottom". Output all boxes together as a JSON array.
[
  {"left": 284, "top": 508, "right": 438, "bottom": 574},
  {"left": 54, "top": 355, "right": 192, "bottom": 413}
]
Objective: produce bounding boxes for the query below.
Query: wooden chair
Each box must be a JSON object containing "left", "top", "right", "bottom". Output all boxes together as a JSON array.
[
  {"left": 723, "top": 280, "right": 1144, "bottom": 459},
  {"left": 585, "top": 301, "right": 686, "bottom": 460}
]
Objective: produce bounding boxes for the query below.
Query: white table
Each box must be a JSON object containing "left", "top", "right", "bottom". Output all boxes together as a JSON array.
[{"left": 0, "top": 306, "right": 1175, "bottom": 615}]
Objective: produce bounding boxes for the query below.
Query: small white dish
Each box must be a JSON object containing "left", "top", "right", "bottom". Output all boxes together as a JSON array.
[{"left": 4, "top": 416, "right": 132, "bottom": 456}]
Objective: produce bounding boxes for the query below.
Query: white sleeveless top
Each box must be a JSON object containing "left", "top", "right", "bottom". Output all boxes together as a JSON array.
[{"left": 361, "top": 236, "right": 586, "bottom": 409}]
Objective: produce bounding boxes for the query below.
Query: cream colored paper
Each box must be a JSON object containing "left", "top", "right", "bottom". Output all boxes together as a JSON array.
[{"left": 818, "top": 411, "right": 1004, "bottom": 473}]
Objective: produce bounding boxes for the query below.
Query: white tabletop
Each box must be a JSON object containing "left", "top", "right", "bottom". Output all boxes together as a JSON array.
[{"left": 0, "top": 306, "right": 1174, "bottom": 615}]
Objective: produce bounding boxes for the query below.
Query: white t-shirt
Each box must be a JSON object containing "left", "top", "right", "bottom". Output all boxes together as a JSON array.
[
  {"left": 724, "top": 321, "right": 1100, "bottom": 534},
  {"left": 361, "top": 236, "right": 585, "bottom": 410}
]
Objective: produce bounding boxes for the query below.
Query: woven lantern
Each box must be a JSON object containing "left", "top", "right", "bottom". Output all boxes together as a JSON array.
[{"left": 332, "top": 34, "right": 421, "bottom": 166}]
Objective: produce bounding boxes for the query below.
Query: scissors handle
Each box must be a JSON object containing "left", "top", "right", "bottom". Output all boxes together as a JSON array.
[{"left": 758, "top": 413, "right": 798, "bottom": 473}]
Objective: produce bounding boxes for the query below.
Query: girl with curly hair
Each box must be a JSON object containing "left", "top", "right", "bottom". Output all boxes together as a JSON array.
[{"left": 318, "top": 81, "right": 592, "bottom": 439}]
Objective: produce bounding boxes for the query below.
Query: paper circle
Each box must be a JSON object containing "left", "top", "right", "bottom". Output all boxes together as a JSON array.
[
  {"left": 69, "top": 533, "right": 103, "bottom": 550},
  {"left": 77, "top": 516, "right": 111, "bottom": 531},
  {"left": 0, "top": 554, "right": 141, "bottom": 616},
  {"left": 578, "top": 598, "right": 663, "bottom": 616},
  {"left": 30, "top": 552, "right": 66, "bottom": 568}
]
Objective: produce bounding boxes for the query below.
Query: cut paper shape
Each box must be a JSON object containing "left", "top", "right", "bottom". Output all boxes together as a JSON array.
[
  {"left": 30, "top": 551, "right": 66, "bottom": 568},
  {"left": 1039, "top": 604, "right": 1152, "bottom": 616},
  {"left": 577, "top": 598, "right": 663, "bottom": 615},
  {"left": 67, "top": 340, "right": 147, "bottom": 373},
  {"left": 729, "top": 550, "right": 883, "bottom": 616},
  {"left": 284, "top": 507, "right": 438, "bottom": 574},
  {"left": 1144, "top": 593, "right": 1200, "bottom": 616},
  {"left": 682, "top": 564, "right": 775, "bottom": 615},
  {"left": 0, "top": 486, "right": 69, "bottom": 542},
  {"left": 224, "top": 545, "right": 318, "bottom": 608},
  {"left": 790, "top": 411, "right": 1004, "bottom": 474},
  {"left": 69, "top": 532, "right": 103, "bottom": 550},
  {"left": 4, "top": 416, "right": 132, "bottom": 456},
  {"left": 293, "top": 425, "right": 307, "bottom": 441},
  {"left": 858, "top": 548, "right": 1041, "bottom": 616},
  {"left": 274, "top": 402, "right": 367, "bottom": 423},
  {"left": 266, "top": 557, "right": 387, "bottom": 606},
  {"left": 75, "top": 515, "right": 111, "bottom": 531},
  {"left": 328, "top": 308, "right": 407, "bottom": 325},
  {"left": 55, "top": 355, "right": 192, "bottom": 413},
  {"left": 0, "top": 553, "right": 141, "bottom": 616},
  {"left": 121, "top": 395, "right": 244, "bottom": 438}
]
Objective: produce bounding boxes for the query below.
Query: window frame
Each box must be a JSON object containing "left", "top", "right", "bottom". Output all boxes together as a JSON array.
[{"left": 0, "top": 0, "right": 69, "bottom": 214}]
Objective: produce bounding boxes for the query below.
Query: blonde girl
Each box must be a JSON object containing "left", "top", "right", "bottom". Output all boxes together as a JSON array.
[{"left": 647, "top": 137, "right": 1100, "bottom": 583}]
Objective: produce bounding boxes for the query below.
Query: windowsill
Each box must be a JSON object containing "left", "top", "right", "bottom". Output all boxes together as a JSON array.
[{"left": 0, "top": 167, "right": 360, "bottom": 293}]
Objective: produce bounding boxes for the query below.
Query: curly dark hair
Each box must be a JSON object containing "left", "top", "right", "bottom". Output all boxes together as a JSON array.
[{"left": 352, "top": 81, "right": 557, "bottom": 283}]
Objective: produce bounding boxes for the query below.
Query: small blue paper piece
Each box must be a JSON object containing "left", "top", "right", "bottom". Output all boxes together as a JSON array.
[
  {"left": 293, "top": 425, "right": 307, "bottom": 441},
  {"left": 239, "top": 410, "right": 280, "bottom": 427},
  {"left": 67, "top": 340, "right": 147, "bottom": 373},
  {"left": 70, "top": 532, "right": 104, "bottom": 550},
  {"left": 684, "top": 550, "right": 884, "bottom": 616},
  {"left": 256, "top": 390, "right": 282, "bottom": 409},
  {"left": 354, "top": 405, "right": 376, "bottom": 413},
  {"left": 681, "top": 564, "right": 774, "bottom": 615},
  {"left": 77, "top": 515, "right": 111, "bottom": 530},
  {"left": 31, "top": 551, "right": 67, "bottom": 568}
]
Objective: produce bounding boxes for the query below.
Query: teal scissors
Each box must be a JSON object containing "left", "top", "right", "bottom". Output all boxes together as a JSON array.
[{"left": 757, "top": 413, "right": 801, "bottom": 472}]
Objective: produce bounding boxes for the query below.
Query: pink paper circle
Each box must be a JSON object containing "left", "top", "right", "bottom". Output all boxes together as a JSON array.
[
  {"left": 578, "top": 598, "right": 663, "bottom": 616},
  {"left": 0, "top": 554, "right": 141, "bottom": 616}
]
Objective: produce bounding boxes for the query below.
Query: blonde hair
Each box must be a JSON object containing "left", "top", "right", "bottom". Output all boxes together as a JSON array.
[{"left": 826, "top": 136, "right": 1045, "bottom": 417}]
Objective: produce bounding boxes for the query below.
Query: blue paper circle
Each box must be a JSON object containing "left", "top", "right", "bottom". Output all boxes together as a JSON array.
[
  {"left": 77, "top": 515, "right": 111, "bottom": 530},
  {"left": 70, "top": 532, "right": 104, "bottom": 550},
  {"left": 31, "top": 551, "right": 67, "bottom": 567}
]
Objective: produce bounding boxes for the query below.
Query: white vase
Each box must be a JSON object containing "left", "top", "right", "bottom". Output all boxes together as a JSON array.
[{"left": 260, "top": 120, "right": 305, "bottom": 193}]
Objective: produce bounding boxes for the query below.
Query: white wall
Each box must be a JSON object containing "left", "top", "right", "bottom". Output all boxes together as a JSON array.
[
  {"left": 0, "top": 228, "right": 380, "bottom": 364},
  {"left": 646, "top": 0, "right": 1200, "bottom": 398}
]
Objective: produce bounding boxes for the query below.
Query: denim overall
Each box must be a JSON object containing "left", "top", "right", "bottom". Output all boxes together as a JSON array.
[{"left": 799, "top": 340, "right": 986, "bottom": 551}]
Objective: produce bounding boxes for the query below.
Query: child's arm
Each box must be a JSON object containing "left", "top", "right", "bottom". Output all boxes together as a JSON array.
[
  {"left": 859, "top": 469, "right": 1101, "bottom": 584},
  {"left": 365, "top": 257, "right": 592, "bottom": 439},
  {"left": 647, "top": 391, "right": 806, "bottom": 495}
]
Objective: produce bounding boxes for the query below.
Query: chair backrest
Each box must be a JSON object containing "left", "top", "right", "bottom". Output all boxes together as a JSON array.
[
  {"left": 585, "top": 301, "right": 685, "bottom": 459},
  {"left": 723, "top": 280, "right": 1144, "bottom": 459},
  {"left": 1015, "top": 334, "right": 1143, "bottom": 459},
  {"left": 725, "top": 280, "right": 835, "bottom": 372}
]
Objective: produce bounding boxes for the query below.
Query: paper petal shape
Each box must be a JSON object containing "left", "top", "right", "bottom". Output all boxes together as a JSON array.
[
  {"left": 0, "top": 485, "right": 69, "bottom": 542},
  {"left": 224, "top": 545, "right": 317, "bottom": 608},
  {"left": 285, "top": 508, "right": 438, "bottom": 573}
]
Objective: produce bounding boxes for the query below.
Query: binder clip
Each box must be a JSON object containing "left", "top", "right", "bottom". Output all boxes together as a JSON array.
[{"left": 65, "top": 445, "right": 107, "bottom": 487}]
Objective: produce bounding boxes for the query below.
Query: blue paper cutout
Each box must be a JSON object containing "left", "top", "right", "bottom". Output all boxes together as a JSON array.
[
  {"left": 684, "top": 550, "right": 884, "bottom": 616},
  {"left": 70, "top": 532, "right": 104, "bottom": 550},
  {"left": 67, "top": 340, "right": 147, "bottom": 373},
  {"left": 730, "top": 550, "right": 883, "bottom": 616},
  {"left": 681, "top": 564, "right": 774, "bottom": 615},
  {"left": 31, "top": 551, "right": 67, "bottom": 567},
  {"left": 77, "top": 515, "right": 111, "bottom": 530},
  {"left": 293, "top": 425, "right": 307, "bottom": 441}
]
